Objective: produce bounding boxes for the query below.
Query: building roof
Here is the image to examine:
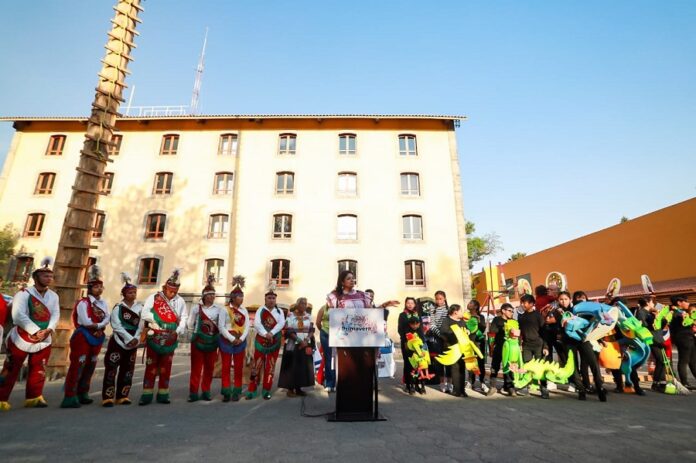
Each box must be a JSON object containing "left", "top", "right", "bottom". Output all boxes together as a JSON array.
[
  {"left": 586, "top": 277, "right": 696, "bottom": 300},
  {"left": 0, "top": 114, "right": 466, "bottom": 122}
]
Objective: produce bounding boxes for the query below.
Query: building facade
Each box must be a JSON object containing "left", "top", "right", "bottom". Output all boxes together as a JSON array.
[{"left": 0, "top": 115, "right": 471, "bottom": 334}]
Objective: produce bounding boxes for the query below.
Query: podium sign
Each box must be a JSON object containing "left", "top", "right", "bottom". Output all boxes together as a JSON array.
[{"left": 328, "top": 308, "right": 386, "bottom": 347}]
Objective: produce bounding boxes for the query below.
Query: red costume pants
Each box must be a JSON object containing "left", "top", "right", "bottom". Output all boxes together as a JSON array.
[
  {"left": 0, "top": 339, "right": 51, "bottom": 401},
  {"left": 143, "top": 345, "right": 174, "bottom": 393},
  {"left": 190, "top": 345, "right": 218, "bottom": 394},
  {"left": 64, "top": 331, "right": 102, "bottom": 398},
  {"left": 102, "top": 338, "right": 138, "bottom": 400},
  {"left": 248, "top": 349, "right": 279, "bottom": 392},
  {"left": 221, "top": 350, "right": 246, "bottom": 390}
]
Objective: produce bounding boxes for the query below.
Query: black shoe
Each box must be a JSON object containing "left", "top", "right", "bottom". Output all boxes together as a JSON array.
[
  {"left": 578, "top": 391, "right": 587, "bottom": 401},
  {"left": 503, "top": 387, "right": 513, "bottom": 396},
  {"left": 635, "top": 387, "right": 646, "bottom": 396},
  {"left": 586, "top": 385, "right": 596, "bottom": 394},
  {"left": 598, "top": 388, "right": 608, "bottom": 402},
  {"left": 613, "top": 387, "right": 624, "bottom": 394},
  {"left": 417, "top": 385, "right": 426, "bottom": 395},
  {"left": 651, "top": 382, "right": 659, "bottom": 391},
  {"left": 540, "top": 388, "right": 550, "bottom": 399}
]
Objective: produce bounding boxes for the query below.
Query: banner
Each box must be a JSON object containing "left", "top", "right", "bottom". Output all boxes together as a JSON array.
[{"left": 329, "top": 308, "right": 386, "bottom": 347}]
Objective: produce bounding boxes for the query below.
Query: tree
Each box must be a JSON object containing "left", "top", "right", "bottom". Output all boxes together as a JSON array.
[
  {"left": 0, "top": 223, "right": 19, "bottom": 274},
  {"left": 507, "top": 252, "right": 527, "bottom": 262},
  {"left": 466, "top": 221, "right": 502, "bottom": 269},
  {"left": 620, "top": 216, "right": 629, "bottom": 223}
]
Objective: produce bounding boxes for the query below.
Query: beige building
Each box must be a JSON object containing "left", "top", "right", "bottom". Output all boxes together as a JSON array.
[{"left": 0, "top": 115, "right": 470, "bottom": 334}]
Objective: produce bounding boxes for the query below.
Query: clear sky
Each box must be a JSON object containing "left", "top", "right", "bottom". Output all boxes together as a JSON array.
[{"left": 1, "top": 1, "right": 694, "bottom": 271}]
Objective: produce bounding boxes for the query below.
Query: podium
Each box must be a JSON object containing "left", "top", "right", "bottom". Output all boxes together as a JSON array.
[{"left": 327, "top": 308, "right": 387, "bottom": 422}]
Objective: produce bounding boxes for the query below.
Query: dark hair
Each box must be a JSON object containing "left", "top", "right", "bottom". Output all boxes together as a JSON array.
[
  {"left": 365, "top": 289, "right": 374, "bottom": 294},
  {"left": 535, "top": 285, "right": 548, "bottom": 297},
  {"left": 572, "top": 291, "right": 588, "bottom": 304},
  {"left": 688, "top": 303, "right": 696, "bottom": 310},
  {"left": 448, "top": 304, "right": 461, "bottom": 315},
  {"left": 558, "top": 291, "right": 571, "bottom": 299},
  {"left": 468, "top": 300, "right": 481, "bottom": 311},
  {"left": 434, "top": 290, "right": 449, "bottom": 309},
  {"left": 520, "top": 294, "right": 535, "bottom": 305},
  {"left": 500, "top": 303, "right": 513, "bottom": 311},
  {"left": 670, "top": 295, "right": 687, "bottom": 306},
  {"left": 610, "top": 297, "right": 626, "bottom": 306},
  {"left": 404, "top": 297, "right": 417, "bottom": 310},
  {"left": 334, "top": 270, "right": 354, "bottom": 297},
  {"left": 637, "top": 298, "right": 648, "bottom": 308}
]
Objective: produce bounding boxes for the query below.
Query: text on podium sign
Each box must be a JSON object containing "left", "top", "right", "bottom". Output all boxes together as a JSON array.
[{"left": 328, "top": 308, "right": 386, "bottom": 347}]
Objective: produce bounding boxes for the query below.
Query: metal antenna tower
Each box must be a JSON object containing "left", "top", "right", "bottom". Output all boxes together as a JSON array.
[{"left": 190, "top": 27, "right": 208, "bottom": 115}]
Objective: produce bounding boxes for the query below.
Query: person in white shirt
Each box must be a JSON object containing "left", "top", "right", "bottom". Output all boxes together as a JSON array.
[
  {"left": 101, "top": 273, "right": 143, "bottom": 407},
  {"left": 218, "top": 277, "right": 250, "bottom": 402},
  {"left": 62, "top": 265, "right": 111, "bottom": 408},
  {"left": 246, "top": 288, "right": 285, "bottom": 400},
  {"left": 187, "top": 276, "right": 222, "bottom": 402},
  {"left": 138, "top": 268, "right": 188, "bottom": 405},
  {"left": 0, "top": 257, "right": 59, "bottom": 411}
]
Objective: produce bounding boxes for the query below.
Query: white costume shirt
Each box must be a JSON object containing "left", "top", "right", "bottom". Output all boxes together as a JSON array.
[
  {"left": 187, "top": 302, "right": 222, "bottom": 332},
  {"left": 219, "top": 305, "right": 250, "bottom": 343},
  {"left": 110, "top": 301, "right": 144, "bottom": 349},
  {"left": 75, "top": 295, "right": 111, "bottom": 329},
  {"left": 254, "top": 306, "right": 286, "bottom": 337},
  {"left": 141, "top": 292, "right": 188, "bottom": 335},
  {"left": 9, "top": 286, "right": 60, "bottom": 353}
]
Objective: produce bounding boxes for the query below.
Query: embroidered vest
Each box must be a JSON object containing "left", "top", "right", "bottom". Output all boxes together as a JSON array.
[
  {"left": 146, "top": 294, "right": 179, "bottom": 354},
  {"left": 17, "top": 290, "right": 51, "bottom": 344},
  {"left": 254, "top": 307, "right": 281, "bottom": 354},
  {"left": 72, "top": 297, "right": 106, "bottom": 336},
  {"left": 118, "top": 304, "right": 141, "bottom": 336},
  {"left": 191, "top": 305, "right": 220, "bottom": 352}
]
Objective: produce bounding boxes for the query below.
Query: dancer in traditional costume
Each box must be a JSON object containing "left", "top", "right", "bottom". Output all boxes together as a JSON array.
[
  {"left": 101, "top": 273, "right": 143, "bottom": 406},
  {"left": 187, "top": 275, "right": 222, "bottom": 402},
  {"left": 278, "top": 297, "right": 315, "bottom": 397},
  {"left": 0, "top": 258, "right": 59, "bottom": 411},
  {"left": 218, "top": 275, "right": 249, "bottom": 402},
  {"left": 246, "top": 286, "right": 285, "bottom": 400},
  {"left": 62, "top": 265, "right": 110, "bottom": 408},
  {"left": 139, "top": 269, "right": 188, "bottom": 405}
]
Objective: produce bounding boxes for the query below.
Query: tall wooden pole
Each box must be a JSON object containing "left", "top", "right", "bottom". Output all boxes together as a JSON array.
[{"left": 49, "top": 0, "right": 143, "bottom": 377}]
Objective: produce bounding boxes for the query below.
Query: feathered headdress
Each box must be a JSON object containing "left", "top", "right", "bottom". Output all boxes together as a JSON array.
[
  {"left": 87, "top": 264, "right": 102, "bottom": 283},
  {"left": 165, "top": 268, "right": 181, "bottom": 288},
  {"left": 120, "top": 271, "right": 137, "bottom": 295},
  {"left": 230, "top": 274, "right": 246, "bottom": 297},
  {"left": 265, "top": 280, "right": 277, "bottom": 297},
  {"left": 32, "top": 256, "right": 54, "bottom": 279},
  {"left": 202, "top": 273, "right": 216, "bottom": 296}
]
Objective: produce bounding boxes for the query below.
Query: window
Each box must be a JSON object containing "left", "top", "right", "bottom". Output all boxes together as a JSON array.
[
  {"left": 276, "top": 172, "right": 295, "bottom": 194},
  {"left": 398, "top": 134, "right": 417, "bottom": 156},
  {"left": 337, "top": 172, "right": 357, "bottom": 196},
  {"left": 208, "top": 214, "right": 229, "bottom": 239},
  {"left": 213, "top": 172, "right": 234, "bottom": 195},
  {"left": 82, "top": 257, "right": 98, "bottom": 284},
  {"left": 204, "top": 259, "right": 224, "bottom": 283},
  {"left": 92, "top": 213, "right": 106, "bottom": 239},
  {"left": 337, "top": 214, "right": 357, "bottom": 240},
  {"left": 101, "top": 172, "right": 114, "bottom": 195},
  {"left": 12, "top": 256, "right": 34, "bottom": 281},
  {"left": 270, "top": 259, "right": 290, "bottom": 287},
  {"left": 273, "top": 214, "right": 292, "bottom": 239},
  {"left": 46, "top": 135, "right": 66, "bottom": 156},
  {"left": 218, "top": 133, "right": 238, "bottom": 156},
  {"left": 160, "top": 134, "right": 179, "bottom": 155},
  {"left": 34, "top": 172, "right": 56, "bottom": 195},
  {"left": 153, "top": 172, "right": 173, "bottom": 195},
  {"left": 278, "top": 133, "right": 296, "bottom": 155},
  {"left": 138, "top": 258, "right": 160, "bottom": 285},
  {"left": 108, "top": 134, "right": 123, "bottom": 156},
  {"left": 339, "top": 133, "right": 356, "bottom": 155},
  {"left": 405, "top": 260, "right": 426, "bottom": 286},
  {"left": 145, "top": 213, "right": 166, "bottom": 239},
  {"left": 23, "top": 213, "right": 45, "bottom": 237},
  {"left": 400, "top": 173, "right": 420, "bottom": 196},
  {"left": 402, "top": 215, "right": 423, "bottom": 240},
  {"left": 337, "top": 260, "right": 357, "bottom": 281}
]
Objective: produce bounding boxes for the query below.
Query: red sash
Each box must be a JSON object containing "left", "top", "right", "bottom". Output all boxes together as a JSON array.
[
  {"left": 17, "top": 292, "right": 51, "bottom": 344},
  {"left": 197, "top": 307, "right": 220, "bottom": 336},
  {"left": 71, "top": 297, "right": 106, "bottom": 337},
  {"left": 229, "top": 307, "right": 246, "bottom": 337},
  {"left": 153, "top": 294, "right": 179, "bottom": 325},
  {"left": 255, "top": 308, "right": 280, "bottom": 348}
]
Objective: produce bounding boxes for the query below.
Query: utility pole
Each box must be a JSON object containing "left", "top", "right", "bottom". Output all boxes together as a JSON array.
[{"left": 49, "top": 0, "right": 144, "bottom": 378}]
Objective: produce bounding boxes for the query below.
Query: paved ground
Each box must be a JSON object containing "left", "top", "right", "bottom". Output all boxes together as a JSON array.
[{"left": 0, "top": 353, "right": 694, "bottom": 463}]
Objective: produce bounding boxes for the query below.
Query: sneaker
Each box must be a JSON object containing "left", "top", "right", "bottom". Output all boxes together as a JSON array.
[
  {"left": 546, "top": 382, "right": 557, "bottom": 391},
  {"left": 635, "top": 387, "right": 646, "bottom": 396},
  {"left": 439, "top": 384, "right": 448, "bottom": 393},
  {"left": 515, "top": 388, "right": 528, "bottom": 397},
  {"left": 286, "top": 390, "right": 297, "bottom": 398},
  {"left": 447, "top": 383, "right": 455, "bottom": 394},
  {"left": 578, "top": 391, "right": 587, "bottom": 401},
  {"left": 481, "top": 383, "right": 490, "bottom": 394},
  {"left": 540, "top": 388, "right": 550, "bottom": 399},
  {"left": 567, "top": 385, "right": 576, "bottom": 393},
  {"left": 598, "top": 388, "right": 608, "bottom": 402},
  {"left": 324, "top": 386, "right": 332, "bottom": 392}
]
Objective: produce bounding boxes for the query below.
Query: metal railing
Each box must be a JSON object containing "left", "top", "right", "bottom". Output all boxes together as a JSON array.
[{"left": 123, "top": 105, "right": 189, "bottom": 117}]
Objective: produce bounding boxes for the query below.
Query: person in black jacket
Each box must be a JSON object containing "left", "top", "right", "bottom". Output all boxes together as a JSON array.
[
  {"left": 518, "top": 294, "right": 550, "bottom": 399},
  {"left": 440, "top": 304, "right": 468, "bottom": 398},
  {"left": 489, "top": 303, "right": 514, "bottom": 393},
  {"left": 669, "top": 296, "right": 696, "bottom": 390},
  {"left": 398, "top": 297, "right": 420, "bottom": 394}
]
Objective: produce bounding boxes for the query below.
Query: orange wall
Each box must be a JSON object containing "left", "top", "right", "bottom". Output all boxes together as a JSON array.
[{"left": 501, "top": 198, "right": 696, "bottom": 295}]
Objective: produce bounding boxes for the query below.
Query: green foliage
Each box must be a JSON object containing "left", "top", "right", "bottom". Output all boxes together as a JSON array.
[
  {"left": 507, "top": 252, "right": 527, "bottom": 262},
  {"left": 620, "top": 216, "right": 629, "bottom": 223},
  {"left": 0, "top": 223, "right": 19, "bottom": 271},
  {"left": 465, "top": 221, "right": 502, "bottom": 269}
]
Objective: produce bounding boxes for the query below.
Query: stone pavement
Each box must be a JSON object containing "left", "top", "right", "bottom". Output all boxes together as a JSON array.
[{"left": 1, "top": 354, "right": 695, "bottom": 463}]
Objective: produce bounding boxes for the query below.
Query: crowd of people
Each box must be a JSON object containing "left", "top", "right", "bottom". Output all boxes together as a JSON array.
[{"left": 0, "top": 260, "right": 694, "bottom": 411}]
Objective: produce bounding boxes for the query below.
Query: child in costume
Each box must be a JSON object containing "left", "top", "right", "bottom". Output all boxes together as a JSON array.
[
  {"left": 102, "top": 273, "right": 143, "bottom": 406},
  {"left": 218, "top": 275, "right": 250, "bottom": 402},
  {"left": 139, "top": 269, "right": 188, "bottom": 405},
  {"left": 397, "top": 297, "right": 421, "bottom": 394},
  {"left": 501, "top": 319, "right": 523, "bottom": 396},
  {"left": 489, "top": 303, "right": 514, "bottom": 394},
  {"left": 466, "top": 300, "right": 489, "bottom": 394},
  {"left": 437, "top": 304, "right": 483, "bottom": 397},
  {"left": 0, "top": 257, "right": 59, "bottom": 411},
  {"left": 246, "top": 287, "right": 285, "bottom": 400},
  {"left": 187, "top": 275, "right": 222, "bottom": 402},
  {"left": 62, "top": 265, "right": 110, "bottom": 408},
  {"left": 404, "top": 312, "right": 432, "bottom": 395}
]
